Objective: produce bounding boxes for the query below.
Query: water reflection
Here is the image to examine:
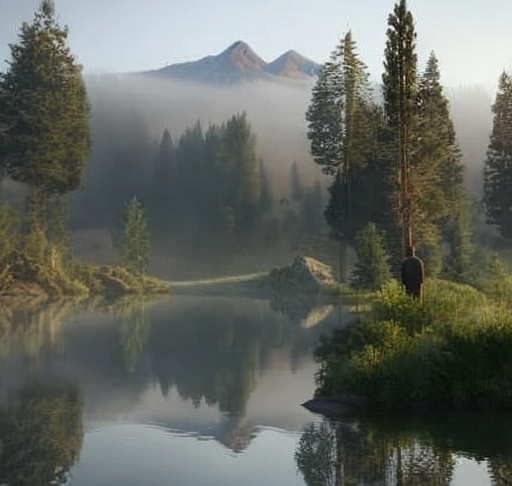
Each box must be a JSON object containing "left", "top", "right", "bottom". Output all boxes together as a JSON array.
[
  {"left": 0, "top": 300, "right": 76, "bottom": 358},
  {"left": 296, "top": 411, "right": 512, "bottom": 485},
  {"left": 0, "top": 295, "right": 337, "bottom": 439},
  {"left": 150, "top": 300, "right": 261, "bottom": 414},
  {"left": 4, "top": 296, "right": 512, "bottom": 484},
  {"left": 0, "top": 381, "right": 83, "bottom": 486},
  {"left": 118, "top": 298, "right": 150, "bottom": 372}
]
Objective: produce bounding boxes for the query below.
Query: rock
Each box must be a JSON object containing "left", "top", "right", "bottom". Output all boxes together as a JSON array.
[
  {"left": 302, "top": 394, "right": 370, "bottom": 416},
  {"left": 270, "top": 255, "right": 337, "bottom": 293}
]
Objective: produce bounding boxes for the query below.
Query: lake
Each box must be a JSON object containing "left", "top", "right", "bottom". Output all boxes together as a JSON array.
[{"left": 0, "top": 294, "right": 508, "bottom": 485}]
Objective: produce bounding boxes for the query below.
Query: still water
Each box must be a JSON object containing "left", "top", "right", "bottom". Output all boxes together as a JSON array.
[{"left": 0, "top": 295, "right": 509, "bottom": 485}]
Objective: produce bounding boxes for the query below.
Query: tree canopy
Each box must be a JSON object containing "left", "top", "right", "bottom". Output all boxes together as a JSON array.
[{"left": 0, "top": 0, "right": 90, "bottom": 198}]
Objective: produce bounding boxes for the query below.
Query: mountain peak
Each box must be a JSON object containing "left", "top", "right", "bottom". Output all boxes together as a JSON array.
[
  {"left": 219, "top": 41, "right": 265, "bottom": 72},
  {"left": 146, "top": 41, "right": 319, "bottom": 85},
  {"left": 224, "top": 40, "right": 251, "bottom": 52},
  {"left": 264, "top": 50, "right": 320, "bottom": 79}
]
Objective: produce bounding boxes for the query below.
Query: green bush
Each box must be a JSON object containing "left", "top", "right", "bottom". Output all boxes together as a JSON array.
[
  {"left": 315, "top": 278, "right": 512, "bottom": 409},
  {"left": 350, "top": 223, "right": 392, "bottom": 290}
]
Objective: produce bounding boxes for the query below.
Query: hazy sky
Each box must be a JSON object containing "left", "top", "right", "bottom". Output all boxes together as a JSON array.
[{"left": 1, "top": 0, "right": 511, "bottom": 89}]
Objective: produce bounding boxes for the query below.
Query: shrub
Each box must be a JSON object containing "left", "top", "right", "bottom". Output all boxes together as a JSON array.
[
  {"left": 315, "top": 278, "right": 512, "bottom": 409},
  {"left": 350, "top": 223, "right": 392, "bottom": 290}
]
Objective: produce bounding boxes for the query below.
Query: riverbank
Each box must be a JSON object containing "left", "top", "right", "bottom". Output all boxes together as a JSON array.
[
  {"left": 0, "top": 255, "right": 171, "bottom": 309},
  {"left": 0, "top": 254, "right": 343, "bottom": 309},
  {"left": 314, "top": 278, "right": 512, "bottom": 410}
]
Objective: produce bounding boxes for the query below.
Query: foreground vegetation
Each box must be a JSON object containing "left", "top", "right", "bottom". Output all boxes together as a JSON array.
[{"left": 315, "top": 275, "right": 512, "bottom": 410}]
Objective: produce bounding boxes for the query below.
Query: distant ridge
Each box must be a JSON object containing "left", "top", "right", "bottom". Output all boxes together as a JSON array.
[{"left": 143, "top": 41, "right": 321, "bottom": 85}]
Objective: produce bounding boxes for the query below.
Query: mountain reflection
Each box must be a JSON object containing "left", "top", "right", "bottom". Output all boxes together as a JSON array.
[
  {"left": 0, "top": 381, "right": 83, "bottom": 486},
  {"left": 296, "top": 411, "right": 512, "bottom": 486}
]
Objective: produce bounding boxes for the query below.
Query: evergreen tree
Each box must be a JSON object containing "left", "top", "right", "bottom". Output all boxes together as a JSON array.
[
  {"left": 414, "top": 52, "right": 465, "bottom": 275},
  {"left": 306, "top": 31, "right": 377, "bottom": 281},
  {"left": 306, "top": 59, "right": 343, "bottom": 177},
  {"left": 0, "top": 0, "right": 90, "bottom": 222},
  {"left": 121, "top": 196, "right": 151, "bottom": 275},
  {"left": 351, "top": 222, "right": 392, "bottom": 290},
  {"left": 176, "top": 120, "right": 205, "bottom": 230},
  {"left": 152, "top": 128, "right": 176, "bottom": 218},
  {"left": 483, "top": 71, "right": 512, "bottom": 238},
  {"left": 201, "top": 124, "right": 225, "bottom": 231},
  {"left": 218, "top": 113, "right": 260, "bottom": 232},
  {"left": 382, "top": 0, "right": 418, "bottom": 255}
]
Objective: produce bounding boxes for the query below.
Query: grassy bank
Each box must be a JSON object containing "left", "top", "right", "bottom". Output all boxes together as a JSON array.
[
  {"left": 315, "top": 278, "right": 512, "bottom": 410},
  {"left": 170, "top": 272, "right": 269, "bottom": 297},
  {"left": 0, "top": 251, "right": 170, "bottom": 308}
]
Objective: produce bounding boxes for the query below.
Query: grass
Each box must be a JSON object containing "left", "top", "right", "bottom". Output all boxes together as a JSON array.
[
  {"left": 169, "top": 272, "right": 270, "bottom": 297},
  {"left": 74, "top": 263, "right": 170, "bottom": 297},
  {"left": 315, "top": 278, "right": 512, "bottom": 410},
  {"left": 172, "top": 272, "right": 269, "bottom": 287}
]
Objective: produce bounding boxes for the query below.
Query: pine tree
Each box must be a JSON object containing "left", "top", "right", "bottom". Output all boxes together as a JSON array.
[
  {"left": 306, "top": 58, "right": 343, "bottom": 177},
  {"left": 121, "top": 197, "right": 151, "bottom": 275},
  {"left": 414, "top": 52, "right": 465, "bottom": 275},
  {"left": 382, "top": 0, "right": 418, "bottom": 256},
  {"left": 483, "top": 71, "right": 512, "bottom": 239},
  {"left": 0, "top": 0, "right": 90, "bottom": 220},
  {"left": 306, "top": 31, "right": 377, "bottom": 281},
  {"left": 351, "top": 223, "right": 392, "bottom": 290},
  {"left": 151, "top": 128, "right": 176, "bottom": 231},
  {"left": 218, "top": 113, "right": 260, "bottom": 232},
  {"left": 175, "top": 120, "right": 205, "bottom": 231}
]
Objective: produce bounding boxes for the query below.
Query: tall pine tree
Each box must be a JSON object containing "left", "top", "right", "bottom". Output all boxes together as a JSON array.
[
  {"left": 382, "top": 0, "right": 418, "bottom": 258},
  {"left": 413, "top": 53, "right": 465, "bottom": 275},
  {"left": 306, "top": 31, "right": 376, "bottom": 281},
  {"left": 483, "top": 71, "right": 512, "bottom": 239}
]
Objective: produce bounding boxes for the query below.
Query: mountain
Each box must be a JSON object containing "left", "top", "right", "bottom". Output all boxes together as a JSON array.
[
  {"left": 263, "top": 50, "right": 320, "bottom": 79},
  {"left": 143, "top": 41, "right": 320, "bottom": 85}
]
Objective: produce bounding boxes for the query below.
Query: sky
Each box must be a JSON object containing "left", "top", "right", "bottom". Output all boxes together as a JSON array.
[{"left": 1, "top": 0, "right": 511, "bottom": 90}]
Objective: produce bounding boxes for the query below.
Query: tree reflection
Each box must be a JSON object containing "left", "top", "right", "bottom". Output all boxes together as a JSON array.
[
  {"left": 0, "top": 381, "right": 83, "bottom": 486},
  {"left": 489, "top": 457, "right": 512, "bottom": 485},
  {"left": 295, "top": 421, "right": 339, "bottom": 486},
  {"left": 149, "top": 302, "right": 259, "bottom": 414},
  {"left": 0, "top": 300, "right": 75, "bottom": 358},
  {"left": 296, "top": 419, "right": 389, "bottom": 486},
  {"left": 296, "top": 416, "right": 455, "bottom": 486},
  {"left": 118, "top": 298, "right": 150, "bottom": 372}
]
